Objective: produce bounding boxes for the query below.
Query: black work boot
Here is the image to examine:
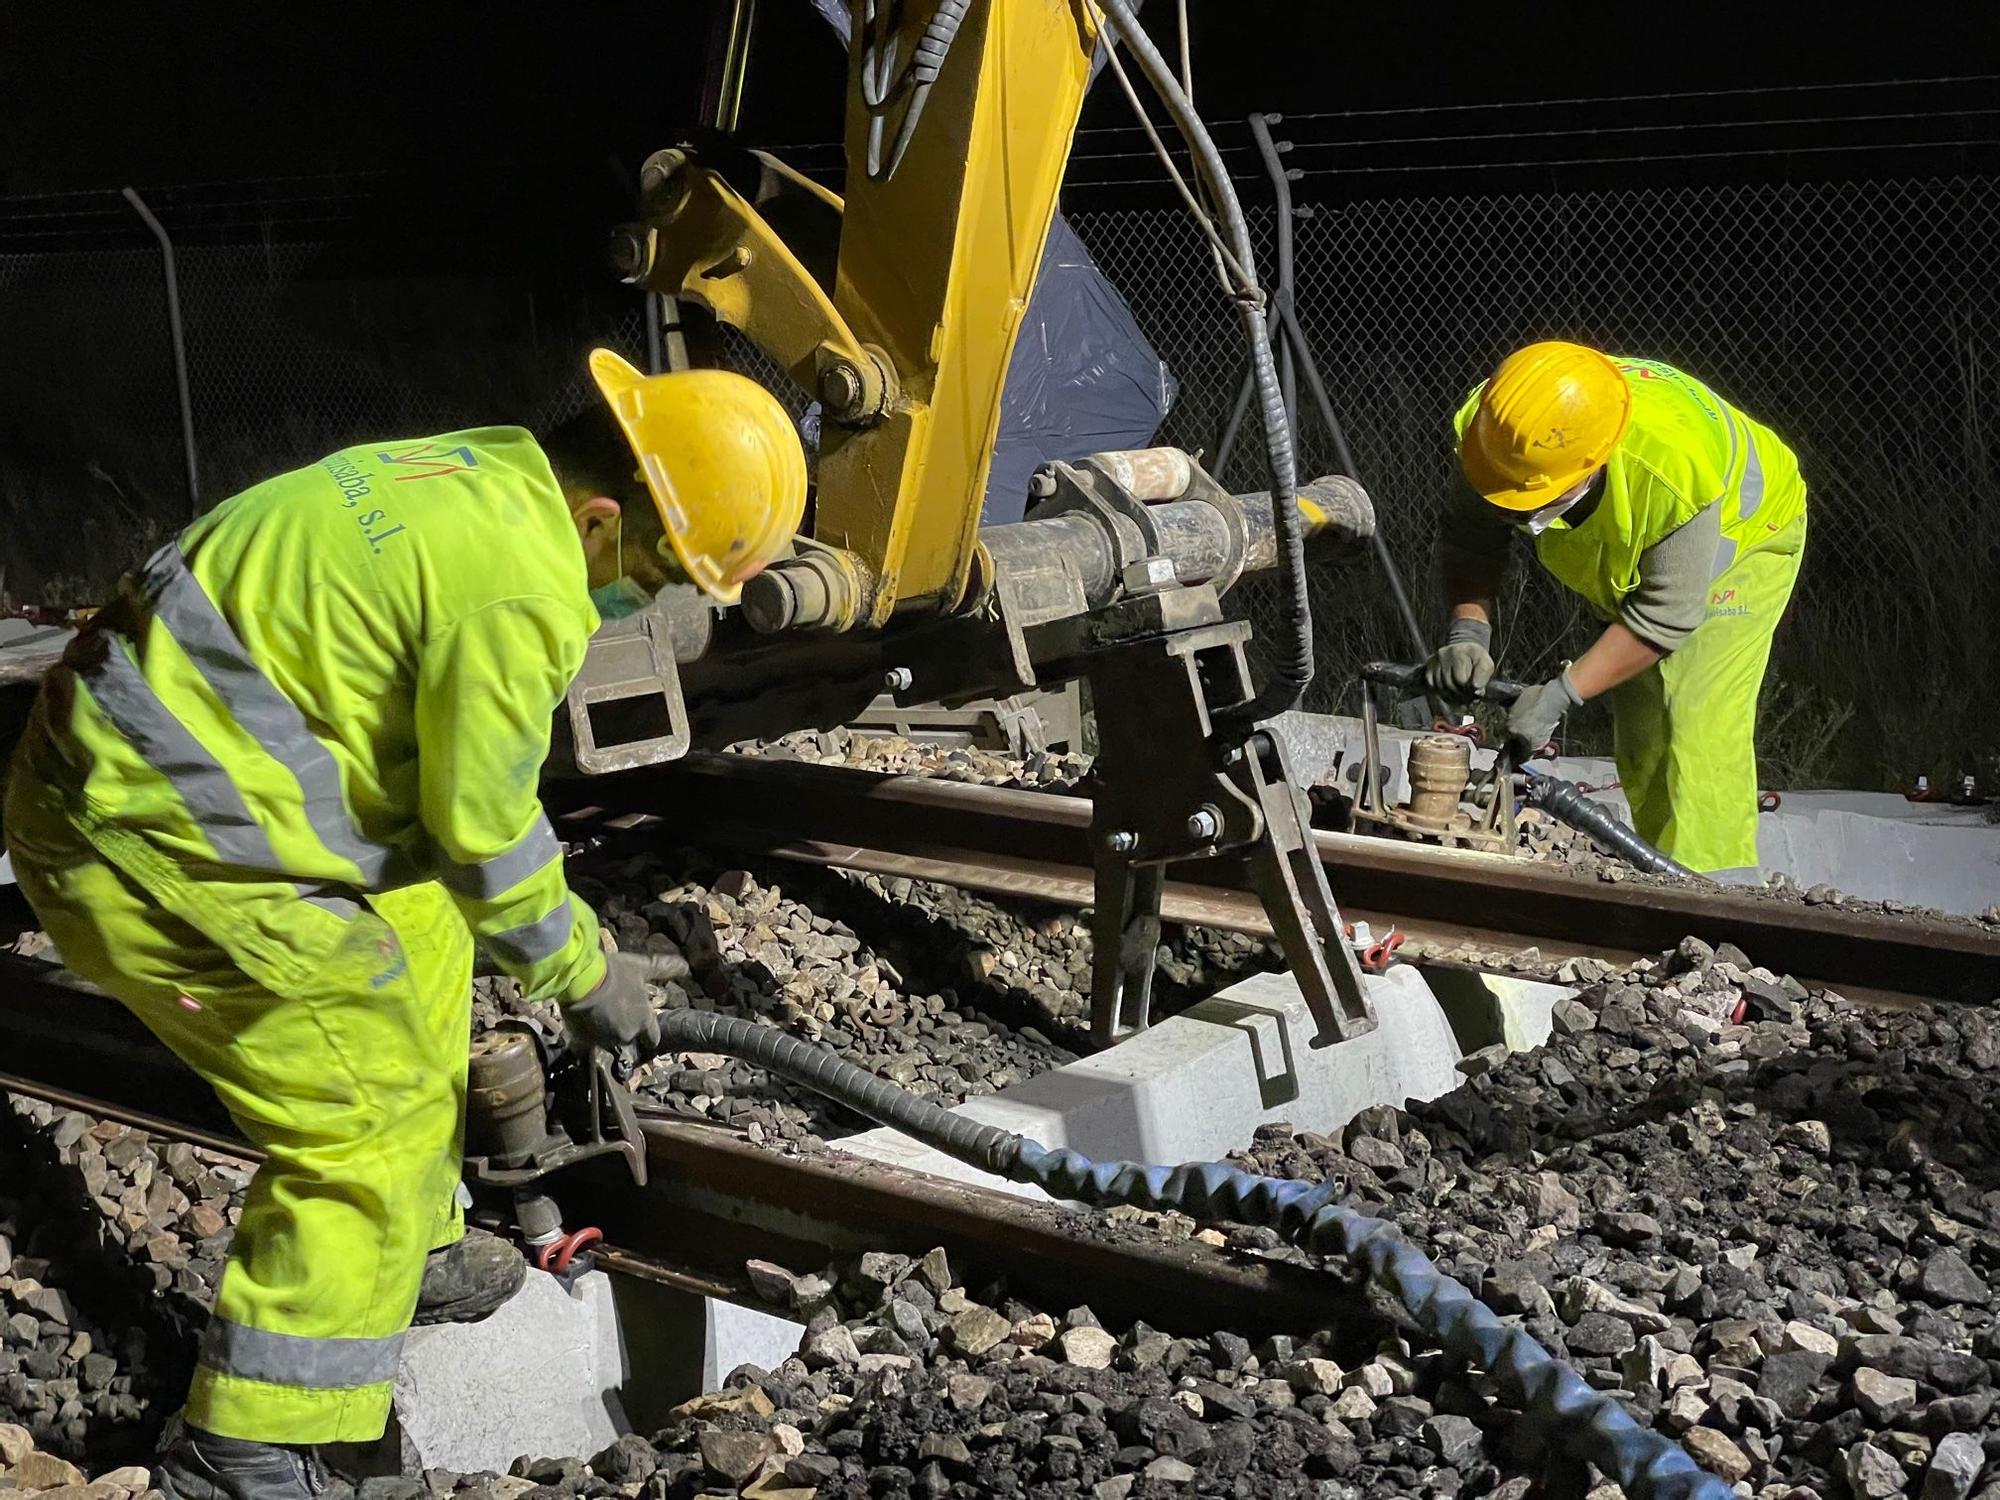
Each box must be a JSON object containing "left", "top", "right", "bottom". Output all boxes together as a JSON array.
[
  {"left": 157, "top": 1425, "right": 350, "bottom": 1500},
  {"left": 411, "top": 1226, "right": 527, "bottom": 1326}
]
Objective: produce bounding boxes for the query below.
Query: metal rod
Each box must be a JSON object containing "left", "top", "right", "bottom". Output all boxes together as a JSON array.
[
  {"left": 121, "top": 188, "right": 198, "bottom": 517},
  {"left": 644, "top": 292, "right": 665, "bottom": 375},
  {"left": 702, "top": 0, "right": 759, "bottom": 133}
]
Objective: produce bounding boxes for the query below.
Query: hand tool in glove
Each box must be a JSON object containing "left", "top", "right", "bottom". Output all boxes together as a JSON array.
[
  {"left": 1424, "top": 616, "right": 1496, "bottom": 701},
  {"left": 561, "top": 950, "right": 662, "bottom": 1058}
]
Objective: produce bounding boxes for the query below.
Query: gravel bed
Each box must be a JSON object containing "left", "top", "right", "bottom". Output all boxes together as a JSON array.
[
  {"left": 735, "top": 729, "right": 1092, "bottom": 794},
  {"left": 425, "top": 940, "right": 2000, "bottom": 1500},
  {"left": 9, "top": 731, "right": 2000, "bottom": 1496},
  {"left": 2, "top": 1092, "right": 249, "bottom": 1477},
  {"left": 11, "top": 933, "right": 2000, "bottom": 1497},
  {"left": 1226, "top": 937, "right": 2000, "bottom": 1500}
]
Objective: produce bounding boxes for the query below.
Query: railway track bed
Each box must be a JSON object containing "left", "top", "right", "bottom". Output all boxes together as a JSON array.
[{"left": 6, "top": 750, "right": 2000, "bottom": 1496}]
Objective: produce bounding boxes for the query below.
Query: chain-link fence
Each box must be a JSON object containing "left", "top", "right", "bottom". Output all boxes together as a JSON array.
[
  {"left": 0, "top": 238, "right": 644, "bottom": 605},
  {"left": 1069, "top": 177, "right": 2000, "bottom": 787},
  {"left": 6, "top": 174, "right": 1994, "bottom": 785}
]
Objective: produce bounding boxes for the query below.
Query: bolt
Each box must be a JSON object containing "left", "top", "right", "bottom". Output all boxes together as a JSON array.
[
  {"left": 883, "top": 666, "right": 914, "bottom": 693},
  {"left": 1028, "top": 469, "right": 1059, "bottom": 499},
  {"left": 1186, "top": 806, "right": 1221, "bottom": 842},
  {"left": 1104, "top": 830, "right": 1138, "bottom": 854},
  {"left": 819, "top": 361, "right": 866, "bottom": 418},
  {"left": 608, "top": 226, "right": 653, "bottom": 283}
]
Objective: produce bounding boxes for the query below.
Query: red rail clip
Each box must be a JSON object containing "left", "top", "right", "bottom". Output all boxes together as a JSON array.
[{"left": 536, "top": 1226, "right": 603, "bottom": 1277}]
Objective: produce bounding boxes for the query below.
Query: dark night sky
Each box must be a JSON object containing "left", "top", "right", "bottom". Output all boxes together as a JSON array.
[{"left": 5, "top": 4, "right": 1993, "bottom": 203}]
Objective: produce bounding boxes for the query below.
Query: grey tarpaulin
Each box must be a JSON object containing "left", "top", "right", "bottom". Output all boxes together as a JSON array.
[
  {"left": 803, "top": 0, "right": 1177, "bottom": 524},
  {"left": 981, "top": 216, "right": 1177, "bottom": 523}
]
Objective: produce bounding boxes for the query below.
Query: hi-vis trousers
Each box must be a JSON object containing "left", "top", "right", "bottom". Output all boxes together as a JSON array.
[{"left": 5, "top": 769, "right": 472, "bottom": 1444}]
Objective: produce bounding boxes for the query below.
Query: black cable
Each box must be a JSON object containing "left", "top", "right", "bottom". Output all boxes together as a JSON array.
[
  {"left": 1093, "top": 0, "right": 1313, "bottom": 725},
  {"left": 633, "top": 1009, "right": 1733, "bottom": 1500},
  {"left": 1244, "top": 112, "right": 1428, "bottom": 662},
  {"left": 1522, "top": 769, "right": 1702, "bottom": 880}
]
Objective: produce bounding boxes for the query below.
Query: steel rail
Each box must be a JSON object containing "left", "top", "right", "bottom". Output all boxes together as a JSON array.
[
  {"left": 0, "top": 958, "right": 1341, "bottom": 1336},
  {"left": 583, "top": 1114, "right": 1352, "bottom": 1337},
  {"left": 551, "top": 752, "right": 2000, "bottom": 1008}
]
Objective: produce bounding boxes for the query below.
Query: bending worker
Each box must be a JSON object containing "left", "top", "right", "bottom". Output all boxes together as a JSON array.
[
  {"left": 4, "top": 350, "right": 806, "bottom": 1500},
  {"left": 1426, "top": 342, "right": 1807, "bottom": 877}
]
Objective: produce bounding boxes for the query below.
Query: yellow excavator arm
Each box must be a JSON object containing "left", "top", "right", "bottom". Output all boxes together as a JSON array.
[
  {"left": 620, "top": 0, "right": 1100, "bottom": 630},
  {"left": 585, "top": 0, "right": 1387, "bottom": 1049}
]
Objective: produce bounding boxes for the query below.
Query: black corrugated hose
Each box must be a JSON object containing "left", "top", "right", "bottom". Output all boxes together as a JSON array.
[
  {"left": 1095, "top": 0, "right": 1312, "bottom": 726},
  {"left": 1522, "top": 768, "right": 1702, "bottom": 880},
  {"left": 640, "top": 1008, "right": 1732, "bottom": 1499}
]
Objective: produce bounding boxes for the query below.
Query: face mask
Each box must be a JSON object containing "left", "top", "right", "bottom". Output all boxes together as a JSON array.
[
  {"left": 590, "top": 576, "right": 653, "bottom": 620},
  {"left": 583, "top": 507, "right": 654, "bottom": 620},
  {"left": 1521, "top": 473, "right": 1599, "bottom": 536}
]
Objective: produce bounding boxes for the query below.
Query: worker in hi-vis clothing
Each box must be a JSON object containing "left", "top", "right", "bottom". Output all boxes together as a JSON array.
[
  {"left": 1425, "top": 341, "right": 1807, "bottom": 877},
  {"left": 3, "top": 351, "right": 806, "bottom": 1500}
]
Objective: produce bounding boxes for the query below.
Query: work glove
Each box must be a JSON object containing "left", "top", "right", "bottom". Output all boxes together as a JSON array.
[
  {"left": 1424, "top": 617, "right": 1496, "bottom": 703},
  {"left": 1505, "top": 670, "right": 1584, "bottom": 762},
  {"left": 561, "top": 951, "right": 662, "bottom": 1059}
]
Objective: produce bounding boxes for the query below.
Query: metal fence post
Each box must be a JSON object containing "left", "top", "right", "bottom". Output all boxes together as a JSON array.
[{"left": 121, "top": 187, "right": 200, "bottom": 517}]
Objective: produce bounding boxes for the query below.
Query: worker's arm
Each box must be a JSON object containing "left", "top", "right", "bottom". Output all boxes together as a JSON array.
[
  {"left": 1572, "top": 503, "right": 1724, "bottom": 694},
  {"left": 1425, "top": 476, "right": 1514, "bottom": 698},
  {"left": 1565, "top": 620, "right": 1670, "bottom": 698},
  {"left": 415, "top": 597, "right": 605, "bottom": 1004},
  {"left": 1437, "top": 474, "right": 1514, "bottom": 627}
]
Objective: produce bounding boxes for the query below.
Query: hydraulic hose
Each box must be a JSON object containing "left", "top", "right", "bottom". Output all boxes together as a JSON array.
[
  {"left": 1242, "top": 114, "right": 1427, "bottom": 664},
  {"left": 1522, "top": 768, "right": 1703, "bottom": 881},
  {"left": 1094, "top": 0, "right": 1311, "bottom": 726},
  {"left": 643, "top": 1008, "right": 1733, "bottom": 1500}
]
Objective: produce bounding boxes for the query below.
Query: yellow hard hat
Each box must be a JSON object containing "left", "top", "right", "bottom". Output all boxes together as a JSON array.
[
  {"left": 587, "top": 350, "right": 808, "bottom": 604},
  {"left": 1460, "top": 341, "right": 1633, "bottom": 511}
]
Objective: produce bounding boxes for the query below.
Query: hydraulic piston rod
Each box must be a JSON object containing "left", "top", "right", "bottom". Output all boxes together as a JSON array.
[{"left": 980, "top": 473, "right": 1372, "bottom": 611}]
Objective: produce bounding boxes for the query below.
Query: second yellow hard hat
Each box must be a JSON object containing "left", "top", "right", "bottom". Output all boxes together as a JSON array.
[
  {"left": 588, "top": 350, "right": 808, "bottom": 604},
  {"left": 1460, "top": 341, "right": 1633, "bottom": 511}
]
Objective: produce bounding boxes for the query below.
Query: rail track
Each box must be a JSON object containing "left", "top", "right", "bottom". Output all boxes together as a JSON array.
[
  {"left": 550, "top": 752, "right": 2000, "bottom": 1011},
  {"left": 0, "top": 957, "right": 1336, "bottom": 1338},
  {"left": 5, "top": 749, "right": 1998, "bottom": 1342}
]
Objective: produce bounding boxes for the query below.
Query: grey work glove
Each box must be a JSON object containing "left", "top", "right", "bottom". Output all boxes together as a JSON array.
[
  {"left": 561, "top": 951, "right": 661, "bottom": 1058},
  {"left": 1424, "top": 616, "right": 1496, "bottom": 703},
  {"left": 1505, "top": 670, "right": 1584, "bottom": 761}
]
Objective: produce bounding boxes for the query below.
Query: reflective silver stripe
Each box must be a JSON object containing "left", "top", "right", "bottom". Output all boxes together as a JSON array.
[
  {"left": 1712, "top": 404, "right": 1742, "bottom": 510},
  {"left": 486, "top": 897, "right": 576, "bottom": 967},
  {"left": 77, "top": 642, "right": 362, "bottom": 914},
  {"left": 441, "top": 815, "right": 561, "bottom": 900},
  {"left": 80, "top": 637, "right": 291, "bottom": 875},
  {"left": 200, "top": 1317, "right": 403, "bottom": 1389},
  {"left": 1737, "top": 428, "right": 1765, "bottom": 519},
  {"left": 300, "top": 889, "right": 363, "bottom": 919},
  {"left": 1711, "top": 535, "right": 1739, "bottom": 580},
  {"left": 141, "top": 545, "right": 410, "bottom": 890}
]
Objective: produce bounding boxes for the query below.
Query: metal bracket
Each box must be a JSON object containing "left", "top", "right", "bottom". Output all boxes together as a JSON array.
[
  {"left": 1029, "top": 458, "right": 1164, "bottom": 579},
  {"left": 1234, "top": 731, "right": 1375, "bottom": 1042},
  {"left": 1066, "top": 603, "right": 1377, "bottom": 1049},
  {"left": 565, "top": 609, "right": 692, "bottom": 774}
]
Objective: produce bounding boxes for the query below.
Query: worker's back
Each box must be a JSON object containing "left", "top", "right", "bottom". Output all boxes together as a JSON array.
[{"left": 25, "top": 427, "right": 598, "bottom": 899}]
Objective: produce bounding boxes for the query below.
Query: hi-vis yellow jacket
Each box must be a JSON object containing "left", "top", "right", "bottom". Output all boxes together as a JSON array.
[{"left": 24, "top": 427, "right": 607, "bottom": 1003}]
